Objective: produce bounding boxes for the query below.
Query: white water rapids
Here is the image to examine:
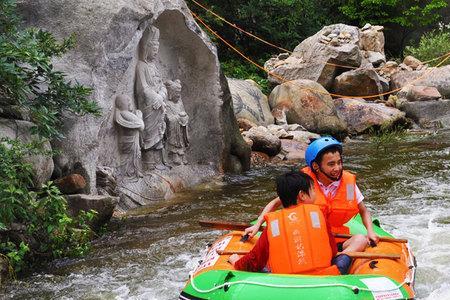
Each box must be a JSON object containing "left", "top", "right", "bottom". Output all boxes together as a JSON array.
[{"left": 2, "top": 130, "right": 450, "bottom": 299}]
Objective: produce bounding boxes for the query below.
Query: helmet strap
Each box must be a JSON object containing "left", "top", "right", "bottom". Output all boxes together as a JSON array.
[{"left": 317, "top": 165, "right": 342, "bottom": 182}]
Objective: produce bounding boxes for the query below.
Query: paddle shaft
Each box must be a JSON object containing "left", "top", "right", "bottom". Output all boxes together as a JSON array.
[
  {"left": 217, "top": 249, "right": 400, "bottom": 259},
  {"left": 199, "top": 220, "right": 408, "bottom": 243}
]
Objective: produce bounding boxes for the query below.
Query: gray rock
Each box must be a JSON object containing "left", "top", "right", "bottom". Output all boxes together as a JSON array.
[
  {"left": 18, "top": 0, "right": 250, "bottom": 207},
  {"left": 398, "top": 85, "right": 442, "bottom": 102},
  {"left": 279, "top": 139, "right": 307, "bottom": 161},
  {"left": 0, "top": 118, "right": 53, "bottom": 188},
  {"left": 359, "top": 25, "right": 385, "bottom": 53},
  {"left": 362, "top": 50, "right": 386, "bottom": 67},
  {"left": 265, "top": 24, "right": 362, "bottom": 89},
  {"left": 361, "top": 23, "right": 372, "bottom": 31},
  {"left": 391, "top": 66, "right": 450, "bottom": 98},
  {"left": 242, "top": 126, "right": 281, "bottom": 156},
  {"left": 333, "top": 68, "right": 384, "bottom": 100},
  {"left": 228, "top": 78, "right": 274, "bottom": 126},
  {"left": 400, "top": 99, "right": 450, "bottom": 129},
  {"left": 403, "top": 56, "right": 422, "bottom": 70},
  {"left": 66, "top": 194, "right": 119, "bottom": 229},
  {"left": 269, "top": 79, "right": 347, "bottom": 135},
  {"left": 288, "top": 130, "right": 320, "bottom": 144},
  {"left": 267, "top": 124, "right": 293, "bottom": 139},
  {"left": 334, "top": 98, "right": 408, "bottom": 134}
]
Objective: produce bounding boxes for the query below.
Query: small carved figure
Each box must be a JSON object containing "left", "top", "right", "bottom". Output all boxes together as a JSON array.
[
  {"left": 164, "top": 79, "right": 189, "bottom": 165},
  {"left": 135, "top": 26, "right": 168, "bottom": 171},
  {"left": 114, "top": 95, "right": 144, "bottom": 178}
]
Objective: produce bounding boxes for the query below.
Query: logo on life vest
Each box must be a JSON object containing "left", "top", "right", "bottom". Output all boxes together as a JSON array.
[{"left": 287, "top": 212, "right": 298, "bottom": 222}]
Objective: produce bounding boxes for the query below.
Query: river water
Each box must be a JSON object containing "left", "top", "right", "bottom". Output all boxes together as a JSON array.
[{"left": 2, "top": 130, "right": 450, "bottom": 300}]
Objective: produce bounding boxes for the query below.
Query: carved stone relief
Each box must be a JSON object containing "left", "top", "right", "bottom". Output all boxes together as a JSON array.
[
  {"left": 164, "top": 79, "right": 189, "bottom": 166},
  {"left": 134, "top": 26, "right": 168, "bottom": 171},
  {"left": 114, "top": 95, "right": 144, "bottom": 178}
]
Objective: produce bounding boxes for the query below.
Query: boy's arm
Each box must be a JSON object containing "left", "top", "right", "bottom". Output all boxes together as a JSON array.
[
  {"left": 325, "top": 219, "right": 338, "bottom": 257},
  {"left": 230, "top": 229, "right": 269, "bottom": 272},
  {"left": 244, "top": 197, "right": 282, "bottom": 237},
  {"left": 358, "top": 202, "right": 379, "bottom": 244}
]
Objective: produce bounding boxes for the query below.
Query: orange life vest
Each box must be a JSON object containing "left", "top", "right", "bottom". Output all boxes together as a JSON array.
[
  {"left": 264, "top": 204, "right": 339, "bottom": 275},
  {"left": 302, "top": 167, "right": 359, "bottom": 234}
]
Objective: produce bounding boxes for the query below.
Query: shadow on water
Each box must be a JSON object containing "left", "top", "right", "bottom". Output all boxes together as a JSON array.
[{"left": 2, "top": 130, "right": 450, "bottom": 299}]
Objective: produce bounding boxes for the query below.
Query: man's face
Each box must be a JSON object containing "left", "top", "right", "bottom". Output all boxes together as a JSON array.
[{"left": 316, "top": 151, "right": 343, "bottom": 181}]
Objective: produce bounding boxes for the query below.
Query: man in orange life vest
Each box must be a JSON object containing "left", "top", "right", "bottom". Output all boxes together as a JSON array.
[
  {"left": 244, "top": 136, "right": 378, "bottom": 254},
  {"left": 229, "top": 171, "right": 349, "bottom": 275}
]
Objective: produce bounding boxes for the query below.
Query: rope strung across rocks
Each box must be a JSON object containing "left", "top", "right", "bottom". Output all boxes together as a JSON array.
[
  {"left": 190, "top": 0, "right": 449, "bottom": 71},
  {"left": 191, "top": 11, "right": 450, "bottom": 99}
]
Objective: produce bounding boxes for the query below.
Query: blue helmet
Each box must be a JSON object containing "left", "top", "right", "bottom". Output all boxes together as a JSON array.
[{"left": 305, "top": 136, "right": 342, "bottom": 168}]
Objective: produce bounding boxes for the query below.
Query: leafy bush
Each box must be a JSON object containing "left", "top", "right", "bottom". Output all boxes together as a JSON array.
[
  {"left": 0, "top": 0, "right": 100, "bottom": 275},
  {"left": 221, "top": 59, "right": 271, "bottom": 95},
  {"left": 404, "top": 24, "right": 450, "bottom": 66},
  {"left": 0, "top": 139, "right": 96, "bottom": 273},
  {"left": 0, "top": 0, "right": 100, "bottom": 139}
]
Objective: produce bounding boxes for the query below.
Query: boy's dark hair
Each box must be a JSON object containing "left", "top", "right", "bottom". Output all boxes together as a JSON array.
[
  {"left": 276, "top": 171, "right": 314, "bottom": 208},
  {"left": 314, "top": 145, "right": 342, "bottom": 167}
]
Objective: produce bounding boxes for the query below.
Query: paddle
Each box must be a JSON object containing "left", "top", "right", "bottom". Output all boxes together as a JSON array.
[
  {"left": 199, "top": 220, "right": 408, "bottom": 243},
  {"left": 333, "top": 233, "right": 408, "bottom": 244},
  {"left": 198, "top": 220, "right": 260, "bottom": 231},
  {"left": 216, "top": 249, "right": 401, "bottom": 260}
]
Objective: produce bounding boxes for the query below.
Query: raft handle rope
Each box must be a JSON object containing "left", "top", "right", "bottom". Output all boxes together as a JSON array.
[{"left": 188, "top": 270, "right": 412, "bottom": 295}]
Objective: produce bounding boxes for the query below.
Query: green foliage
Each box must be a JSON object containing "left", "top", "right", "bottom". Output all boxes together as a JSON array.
[
  {"left": 221, "top": 59, "right": 271, "bottom": 95},
  {"left": 339, "top": 0, "right": 447, "bottom": 28},
  {"left": 0, "top": 1, "right": 100, "bottom": 274},
  {"left": 368, "top": 124, "right": 406, "bottom": 152},
  {"left": 404, "top": 24, "right": 450, "bottom": 67},
  {"left": 189, "top": 0, "right": 342, "bottom": 94},
  {"left": 0, "top": 139, "right": 96, "bottom": 273},
  {"left": 0, "top": 0, "right": 100, "bottom": 139}
]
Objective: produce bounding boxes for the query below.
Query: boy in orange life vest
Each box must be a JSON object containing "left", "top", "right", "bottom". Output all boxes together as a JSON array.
[
  {"left": 229, "top": 171, "right": 347, "bottom": 275},
  {"left": 244, "top": 137, "right": 377, "bottom": 253}
]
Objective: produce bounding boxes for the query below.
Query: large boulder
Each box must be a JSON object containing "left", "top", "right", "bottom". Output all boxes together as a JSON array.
[
  {"left": 333, "top": 68, "right": 384, "bottom": 100},
  {"left": 359, "top": 24, "right": 385, "bottom": 53},
  {"left": 334, "top": 98, "right": 408, "bottom": 134},
  {"left": 397, "top": 85, "right": 442, "bottom": 102},
  {"left": 242, "top": 126, "right": 281, "bottom": 156},
  {"left": 265, "top": 24, "right": 362, "bottom": 89},
  {"left": 66, "top": 194, "right": 119, "bottom": 229},
  {"left": 400, "top": 99, "right": 450, "bottom": 129},
  {"left": 228, "top": 78, "right": 274, "bottom": 126},
  {"left": 0, "top": 118, "right": 53, "bottom": 188},
  {"left": 391, "top": 65, "right": 450, "bottom": 98},
  {"left": 18, "top": 0, "right": 250, "bottom": 209},
  {"left": 269, "top": 80, "right": 347, "bottom": 135}
]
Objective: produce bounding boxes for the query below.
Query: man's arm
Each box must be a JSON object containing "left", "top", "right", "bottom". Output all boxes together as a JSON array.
[
  {"left": 358, "top": 202, "right": 379, "bottom": 244},
  {"left": 229, "top": 229, "right": 270, "bottom": 272},
  {"left": 244, "top": 197, "right": 281, "bottom": 238}
]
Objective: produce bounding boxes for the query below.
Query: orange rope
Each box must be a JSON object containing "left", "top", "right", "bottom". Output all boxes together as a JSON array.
[
  {"left": 189, "top": 0, "right": 363, "bottom": 70},
  {"left": 189, "top": 0, "right": 291, "bottom": 53},
  {"left": 192, "top": 11, "right": 450, "bottom": 99},
  {"left": 190, "top": 0, "right": 450, "bottom": 72}
]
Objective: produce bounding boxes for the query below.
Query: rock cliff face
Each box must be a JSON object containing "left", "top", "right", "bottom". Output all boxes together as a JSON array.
[{"left": 17, "top": 0, "right": 250, "bottom": 209}]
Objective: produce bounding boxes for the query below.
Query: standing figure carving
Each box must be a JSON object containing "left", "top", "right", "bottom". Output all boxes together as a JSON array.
[
  {"left": 165, "top": 79, "right": 189, "bottom": 166},
  {"left": 135, "top": 26, "right": 168, "bottom": 171},
  {"left": 114, "top": 95, "right": 145, "bottom": 178}
]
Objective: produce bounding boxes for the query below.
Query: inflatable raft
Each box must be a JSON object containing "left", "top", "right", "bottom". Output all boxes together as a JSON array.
[{"left": 179, "top": 215, "right": 416, "bottom": 300}]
